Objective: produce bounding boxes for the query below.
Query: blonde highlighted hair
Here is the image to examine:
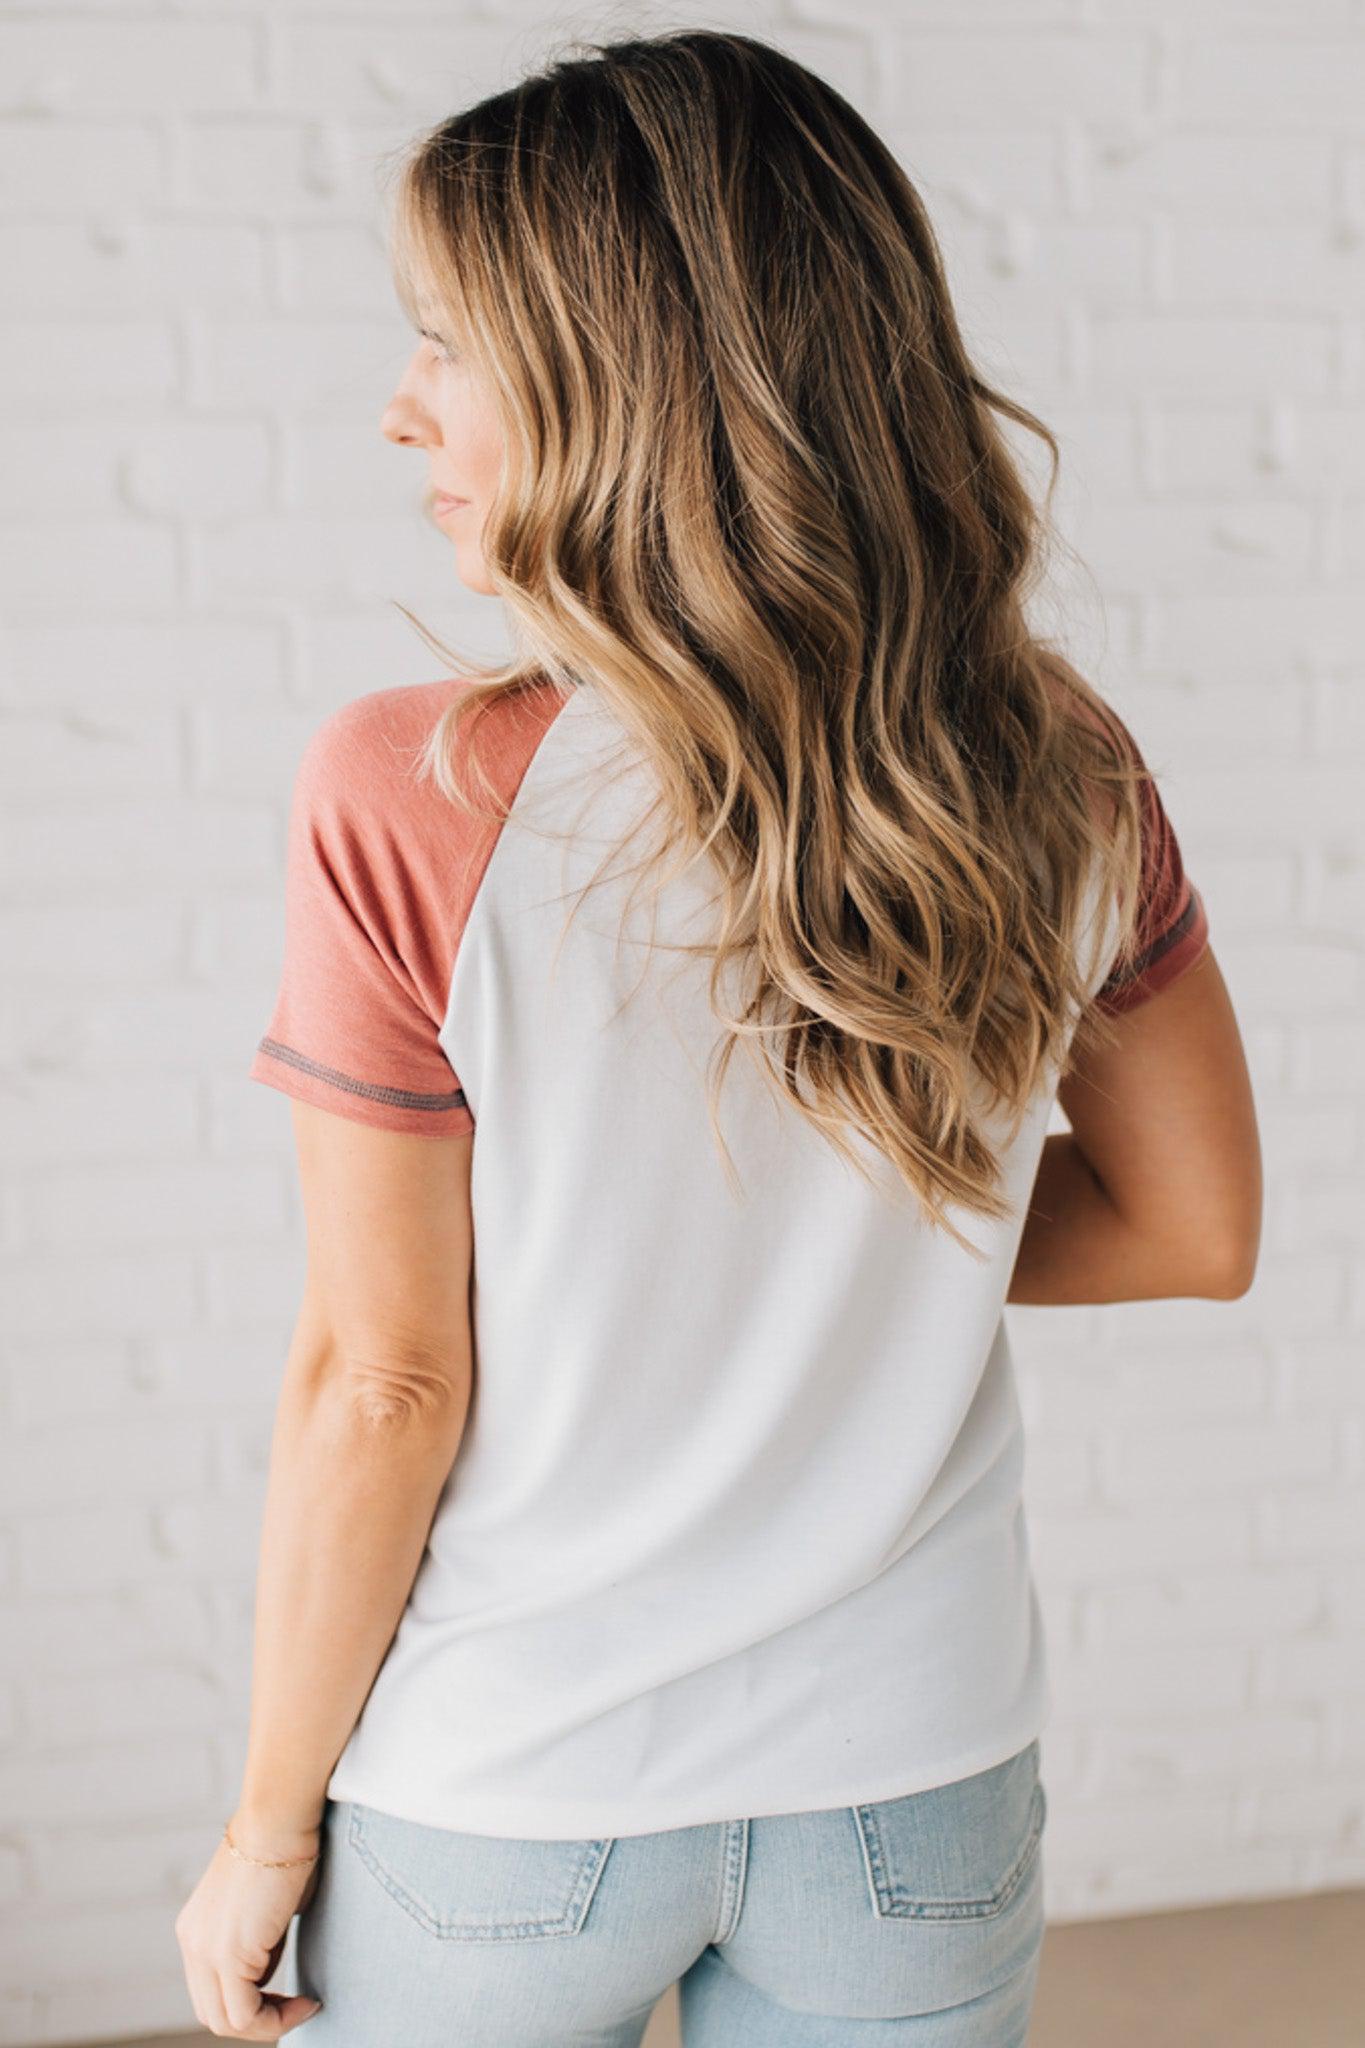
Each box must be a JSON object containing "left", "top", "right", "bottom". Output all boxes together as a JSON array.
[{"left": 384, "top": 27, "right": 1150, "bottom": 1254}]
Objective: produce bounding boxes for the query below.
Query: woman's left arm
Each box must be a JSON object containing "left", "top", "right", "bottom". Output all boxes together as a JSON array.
[
  {"left": 234, "top": 1099, "right": 475, "bottom": 1844},
  {"left": 176, "top": 1101, "right": 474, "bottom": 2038}
]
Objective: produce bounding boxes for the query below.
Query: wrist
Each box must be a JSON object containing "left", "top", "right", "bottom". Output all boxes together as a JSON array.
[{"left": 227, "top": 1806, "right": 323, "bottom": 1864}]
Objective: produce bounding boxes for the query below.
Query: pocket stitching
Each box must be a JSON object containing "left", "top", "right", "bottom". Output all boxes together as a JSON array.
[
  {"left": 346, "top": 1803, "right": 616, "bottom": 1941},
  {"left": 853, "top": 1777, "right": 1046, "bottom": 1923}
]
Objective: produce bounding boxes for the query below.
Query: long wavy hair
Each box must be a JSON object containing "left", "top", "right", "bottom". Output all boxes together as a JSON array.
[{"left": 384, "top": 28, "right": 1152, "bottom": 1254}]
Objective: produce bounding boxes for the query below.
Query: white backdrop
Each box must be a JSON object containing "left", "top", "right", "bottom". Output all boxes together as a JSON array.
[{"left": 1, "top": 0, "right": 1361, "bottom": 2040}]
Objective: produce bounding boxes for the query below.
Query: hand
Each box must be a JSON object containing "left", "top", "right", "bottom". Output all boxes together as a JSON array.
[{"left": 175, "top": 1821, "right": 325, "bottom": 2038}]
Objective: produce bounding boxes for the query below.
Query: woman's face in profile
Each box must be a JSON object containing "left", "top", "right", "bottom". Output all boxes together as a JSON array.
[{"left": 380, "top": 305, "right": 505, "bottom": 597}]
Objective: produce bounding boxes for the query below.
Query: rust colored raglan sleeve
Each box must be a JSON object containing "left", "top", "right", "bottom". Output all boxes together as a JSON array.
[
  {"left": 248, "top": 687, "right": 475, "bottom": 1137},
  {"left": 1090, "top": 710, "right": 1210, "bottom": 1016}
]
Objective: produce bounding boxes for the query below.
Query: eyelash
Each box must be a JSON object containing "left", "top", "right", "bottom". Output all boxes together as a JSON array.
[{"left": 419, "top": 329, "right": 457, "bottom": 364}]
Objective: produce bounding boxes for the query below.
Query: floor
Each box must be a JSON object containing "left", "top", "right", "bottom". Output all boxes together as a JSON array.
[{"left": 102, "top": 1886, "right": 1364, "bottom": 2048}]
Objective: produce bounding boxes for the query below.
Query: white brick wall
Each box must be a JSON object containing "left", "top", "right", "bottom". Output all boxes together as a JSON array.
[{"left": 1, "top": 1, "right": 1361, "bottom": 2039}]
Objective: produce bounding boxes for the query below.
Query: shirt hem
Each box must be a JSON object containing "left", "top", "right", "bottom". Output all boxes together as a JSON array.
[{"left": 325, "top": 1711, "right": 1053, "bottom": 1842}]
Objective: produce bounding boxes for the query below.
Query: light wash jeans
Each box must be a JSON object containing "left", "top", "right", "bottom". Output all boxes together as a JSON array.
[{"left": 293, "top": 1737, "right": 1047, "bottom": 2046}]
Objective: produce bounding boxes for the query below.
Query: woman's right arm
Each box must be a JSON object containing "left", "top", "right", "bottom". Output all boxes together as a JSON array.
[{"left": 1008, "top": 946, "right": 1262, "bottom": 1306}]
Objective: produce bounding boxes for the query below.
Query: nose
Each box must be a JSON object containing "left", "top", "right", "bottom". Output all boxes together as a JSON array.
[
  {"left": 380, "top": 391, "right": 431, "bottom": 448},
  {"left": 380, "top": 348, "right": 436, "bottom": 448}
]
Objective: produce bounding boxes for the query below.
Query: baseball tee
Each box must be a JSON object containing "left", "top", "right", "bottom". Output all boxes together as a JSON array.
[{"left": 248, "top": 673, "right": 1210, "bottom": 1840}]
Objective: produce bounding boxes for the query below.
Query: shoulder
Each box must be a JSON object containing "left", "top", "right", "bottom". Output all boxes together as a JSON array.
[
  {"left": 1035, "top": 650, "right": 1158, "bottom": 845},
  {"left": 294, "top": 678, "right": 463, "bottom": 808},
  {"left": 296, "top": 676, "right": 570, "bottom": 819}
]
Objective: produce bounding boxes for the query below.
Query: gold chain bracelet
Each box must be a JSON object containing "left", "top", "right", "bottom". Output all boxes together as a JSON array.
[{"left": 222, "top": 1821, "right": 320, "bottom": 1869}]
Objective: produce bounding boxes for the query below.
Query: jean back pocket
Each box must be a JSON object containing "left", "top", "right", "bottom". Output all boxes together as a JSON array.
[
  {"left": 346, "top": 1801, "right": 617, "bottom": 1941},
  {"left": 851, "top": 1739, "right": 1046, "bottom": 1923}
]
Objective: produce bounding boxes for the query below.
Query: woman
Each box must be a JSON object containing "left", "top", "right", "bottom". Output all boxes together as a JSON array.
[{"left": 174, "top": 28, "right": 1261, "bottom": 2046}]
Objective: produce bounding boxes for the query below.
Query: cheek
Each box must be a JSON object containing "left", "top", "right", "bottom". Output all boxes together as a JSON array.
[
  {"left": 469, "top": 424, "right": 506, "bottom": 499},
  {"left": 443, "top": 393, "right": 505, "bottom": 499},
  {"left": 424, "top": 361, "right": 506, "bottom": 506}
]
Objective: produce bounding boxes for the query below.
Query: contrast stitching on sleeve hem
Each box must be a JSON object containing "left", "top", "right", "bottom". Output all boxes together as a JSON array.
[
  {"left": 1100, "top": 887, "right": 1202, "bottom": 996},
  {"left": 255, "top": 1037, "right": 467, "bottom": 1112}
]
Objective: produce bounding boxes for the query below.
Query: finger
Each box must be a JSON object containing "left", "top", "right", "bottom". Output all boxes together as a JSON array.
[
  {"left": 185, "top": 1957, "right": 230, "bottom": 2037},
  {"left": 278, "top": 1993, "right": 324, "bottom": 2033},
  {"left": 221, "top": 1972, "right": 284, "bottom": 2038},
  {"left": 222, "top": 1977, "right": 322, "bottom": 2039}
]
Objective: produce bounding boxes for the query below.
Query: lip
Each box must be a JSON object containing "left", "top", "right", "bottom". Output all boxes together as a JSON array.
[{"left": 432, "top": 492, "right": 469, "bottom": 514}]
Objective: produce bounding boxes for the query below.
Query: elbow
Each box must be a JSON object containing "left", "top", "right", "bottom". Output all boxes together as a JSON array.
[
  {"left": 332, "top": 1352, "right": 471, "bottom": 1436},
  {"left": 1206, "top": 1240, "right": 1261, "bottom": 1301},
  {"left": 342, "top": 1381, "right": 438, "bottom": 1432},
  {"left": 1205, "top": 1177, "right": 1264, "bottom": 1300}
]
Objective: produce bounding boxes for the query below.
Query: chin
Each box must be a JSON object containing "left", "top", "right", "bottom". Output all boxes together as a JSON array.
[{"left": 454, "top": 559, "right": 498, "bottom": 597}]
